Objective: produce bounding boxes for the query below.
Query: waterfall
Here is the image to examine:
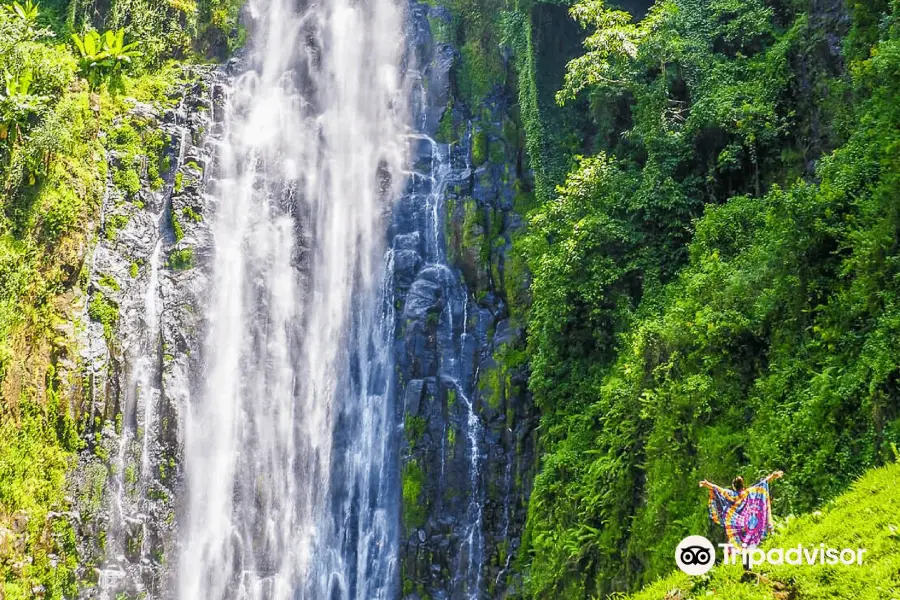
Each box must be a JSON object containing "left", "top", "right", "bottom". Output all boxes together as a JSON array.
[{"left": 178, "top": 0, "right": 408, "bottom": 598}]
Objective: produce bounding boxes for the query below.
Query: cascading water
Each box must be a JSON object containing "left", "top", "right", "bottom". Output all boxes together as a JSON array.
[
  {"left": 178, "top": 0, "right": 408, "bottom": 598},
  {"left": 409, "top": 133, "right": 485, "bottom": 598}
]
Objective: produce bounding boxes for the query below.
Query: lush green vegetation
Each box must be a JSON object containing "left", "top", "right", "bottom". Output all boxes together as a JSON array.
[
  {"left": 627, "top": 462, "right": 900, "bottom": 600},
  {"left": 1, "top": 0, "right": 897, "bottom": 597},
  {"left": 518, "top": 0, "right": 900, "bottom": 597},
  {"left": 66, "top": 0, "right": 246, "bottom": 63},
  {"left": 0, "top": 0, "right": 220, "bottom": 595},
  {"left": 0, "top": 387, "right": 81, "bottom": 598}
]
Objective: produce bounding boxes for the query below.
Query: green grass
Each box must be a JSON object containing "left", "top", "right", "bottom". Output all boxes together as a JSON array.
[{"left": 627, "top": 463, "right": 900, "bottom": 600}]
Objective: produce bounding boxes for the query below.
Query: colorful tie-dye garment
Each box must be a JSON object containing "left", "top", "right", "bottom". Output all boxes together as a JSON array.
[{"left": 707, "top": 478, "right": 773, "bottom": 547}]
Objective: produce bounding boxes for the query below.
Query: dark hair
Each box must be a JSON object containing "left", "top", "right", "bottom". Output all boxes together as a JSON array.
[{"left": 732, "top": 476, "right": 745, "bottom": 492}]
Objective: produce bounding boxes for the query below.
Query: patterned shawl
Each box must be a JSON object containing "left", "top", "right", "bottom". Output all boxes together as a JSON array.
[{"left": 707, "top": 478, "right": 773, "bottom": 548}]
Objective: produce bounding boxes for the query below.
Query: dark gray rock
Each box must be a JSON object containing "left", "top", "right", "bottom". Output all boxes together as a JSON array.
[{"left": 395, "top": 2, "right": 537, "bottom": 598}]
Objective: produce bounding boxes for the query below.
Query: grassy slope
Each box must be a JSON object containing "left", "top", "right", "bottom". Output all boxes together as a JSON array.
[{"left": 628, "top": 463, "right": 900, "bottom": 600}]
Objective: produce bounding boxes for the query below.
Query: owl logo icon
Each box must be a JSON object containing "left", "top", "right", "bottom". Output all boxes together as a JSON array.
[{"left": 675, "top": 535, "right": 716, "bottom": 575}]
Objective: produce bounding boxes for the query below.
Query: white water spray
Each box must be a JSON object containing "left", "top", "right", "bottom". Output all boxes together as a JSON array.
[{"left": 177, "top": 0, "right": 408, "bottom": 598}]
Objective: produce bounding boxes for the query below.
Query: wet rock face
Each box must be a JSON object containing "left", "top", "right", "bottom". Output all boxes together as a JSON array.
[
  {"left": 73, "top": 66, "right": 221, "bottom": 599},
  {"left": 395, "top": 3, "right": 538, "bottom": 598}
]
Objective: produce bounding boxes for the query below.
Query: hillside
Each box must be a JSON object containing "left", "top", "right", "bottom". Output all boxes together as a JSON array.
[{"left": 629, "top": 463, "right": 900, "bottom": 600}]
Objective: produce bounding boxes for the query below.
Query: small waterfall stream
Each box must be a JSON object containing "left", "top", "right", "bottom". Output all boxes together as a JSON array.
[
  {"left": 95, "top": 119, "right": 192, "bottom": 598},
  {"left": 411, "top": 135, "right": 485, "bottom": 598}
]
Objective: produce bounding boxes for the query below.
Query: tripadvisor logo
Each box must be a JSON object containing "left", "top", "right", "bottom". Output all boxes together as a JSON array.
[
  {"left": 675, "top": 535, "right": 867, "bottom": 574},
  {"left": 675, "top": 536, "right": 716, "bottom": 575}
]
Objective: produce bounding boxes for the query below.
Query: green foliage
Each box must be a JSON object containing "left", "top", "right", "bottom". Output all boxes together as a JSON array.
[
  {"left": 0, "top": 395, "right": 79, "bottom": 599},
  {"left": 104, "top": 213, "right": 129, "bottom": 240},
  {"left": 88, "top": 292, "right": 118, "bottom": 339},
  {"left": 98, "top": 272, "right": 119, "bottom": 290},
  {"left": 435, "top": 99, "right": 458, "bottom": 144},
  {"left": 113, "top": 165, "right": 140, "bottom": 195},
  {"left": 0, "top": 69, "right": 48, "bottom": 147},
  {"left": 70, "top": 29, "right": 142, "bottom": 90},
  {"left": 4, "top": 0, "right": 39, "bottom": 23},
  {"left": 501, "top": 3, "right": 586, "bottom": 202},
  {"left": 181, "top": 205, "right": 201, "bottom": 222},
  {"left": 195, "top": 0, "right": 246, "bottom": 59},
  {"left": 0, "top": 1, "right": 223, "bottom": 595},
  {"left": 167, "top": 247, "right": 193, "bottom": 270},
  {"left": 429, "top": 0, "right": 508, "bottom": 107},
  {"left": 471, "top": 126, "right": 487, "bottom": 166},
  {"left": 1, "top": 0, "right": 48, "bottom": 40},
  {"left": 521, "top": 1, "right": 900, "bottom": 597},
  {"left": 172, "top": 209, "right": 184, "bottom": 241},
  {"left": 62, "top": 0, "right": 245, "bottom": 65},
  {"left": 627, "top": 463, "right": 900, "bottom": 600},
  {"left": 457, "top": 38, "right": 504, "bottom": 106},
  {"left": 106, "top": 108, "right": 173, "bottom": 202}
]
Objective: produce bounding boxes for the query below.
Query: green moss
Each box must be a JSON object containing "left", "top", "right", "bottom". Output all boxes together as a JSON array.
[
  {"left": 435, "top": 99, "right": 458, "bottom": 144},
  {"left": 456, "top": 38, "right": 504, "bottom": 107},
  {"left": 107, "top": 114, "right": 174, "bottom": 201},
  {"left": 478, "top": 361, "right": 503, "bottom": 410},
  {"left": 124, "top": 463, "right": 137, "bottom": 490},
  {"left": 129, "top": 262, "right": 139, "bottom": 278},
  {"left": 167, "top": 247, "right": 194, "bottom": 271},
  {"left": 405, "top": 413, "right": 427, "bottom": 449},
  {"left": 88, "top": 292, "right": 119, "bottom": 340},
  {"left": 0, "top": 396, "right": 80, "bottom": 598},
  {"left": 461, "top": 198, "right": 484, "bottom": 262},
  {"left": 402, "top": 570, "right": 415, "bottom": 597},
  {"left": 402, "top": 459, "right": 427, "bottom": 531},
  {"left": 104, "top": 213, "right": 130, "bottom": 241},
  {"left": 172, "top": 209, "right": 185, "bottom": 242},
  {"left": 472, "top": 128, "right": 488, "bottom": 167},
  {"left": 182, "top": 206, "right": 202, "bottom": 222},
  {"left": 40, "top": 185, "right": 85, "bottom": 243},
  {"left": 488, "top": 134, "right": 507, "bottom": 164},
  {"left": 98, "top": 273, "right": 120, "bottom": 291},
  {"left": 427, "top": 12, "right": 454, "bottom": 45},
  {"left": 113, "top": 167, "right": 141, "bottom": 198}
]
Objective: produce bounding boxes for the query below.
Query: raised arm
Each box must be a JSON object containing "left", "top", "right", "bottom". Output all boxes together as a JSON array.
[
  {"left": 699, "top": 479, "right": 727, "bottom": 493},
  {"left": 766, "top": 470, "right": 784, "bottom": 482}
]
